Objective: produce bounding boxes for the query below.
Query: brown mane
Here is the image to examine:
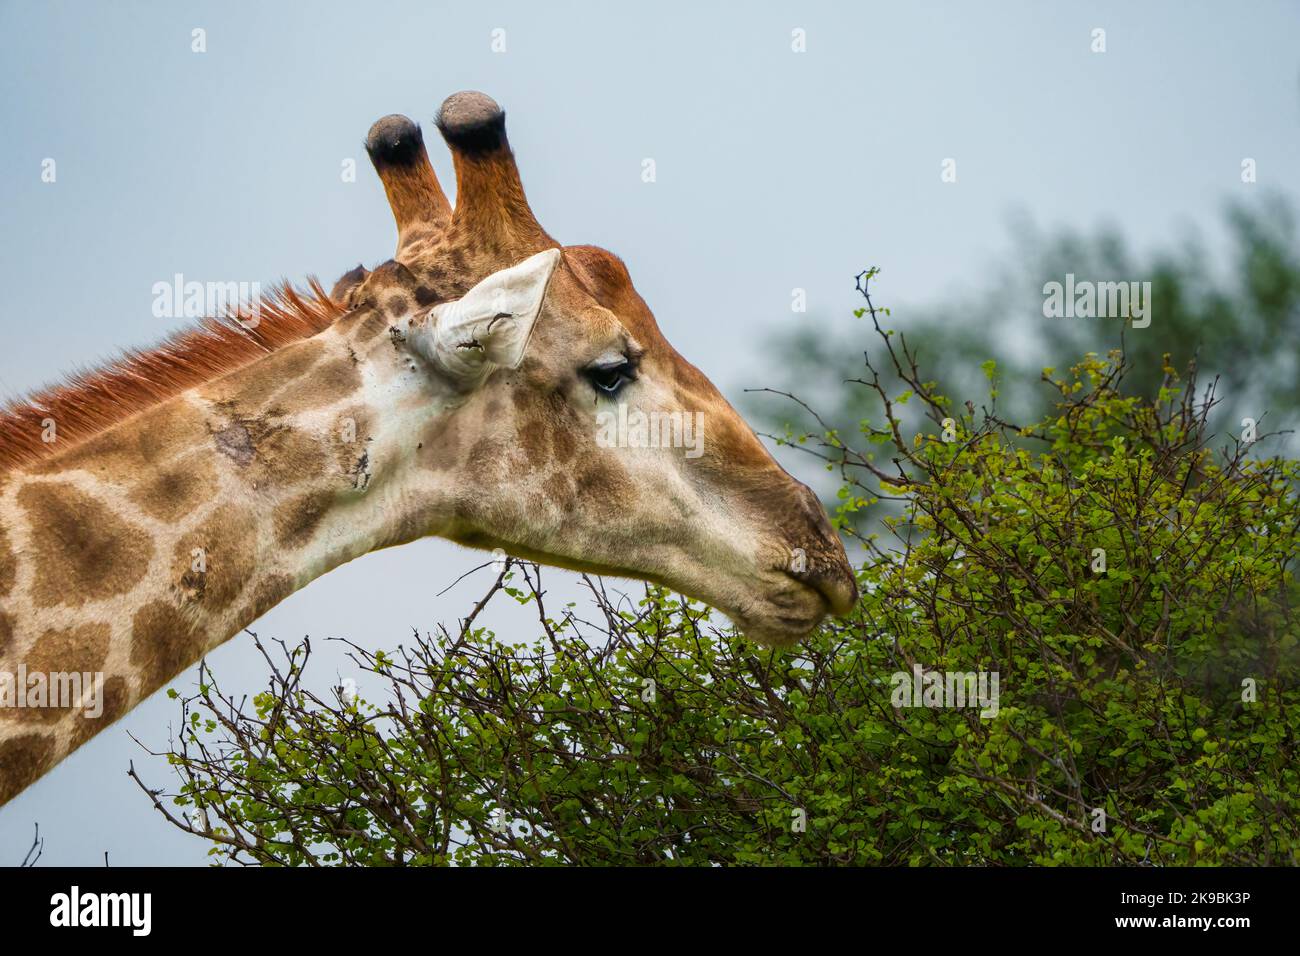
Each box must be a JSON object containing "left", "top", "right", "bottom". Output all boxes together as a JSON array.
[{"left": 0, "top": 280, "right": 344, "bottom": 471}]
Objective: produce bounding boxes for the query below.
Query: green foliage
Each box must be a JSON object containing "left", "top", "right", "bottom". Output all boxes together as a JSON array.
[{"left": 142, "top": 314, "right": 1300, "bottom": 865}]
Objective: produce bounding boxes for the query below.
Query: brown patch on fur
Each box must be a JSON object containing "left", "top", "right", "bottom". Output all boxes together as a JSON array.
[
  {"left": 418, "top": 414, "right": 464, "bottom": 472},
  {"left": 242, "top": 573, "right": 296, "bottom": 623},
  {"left": 0, "top": 523, "right": 14, "bottom": 598},
  {"left": 173, "top": 505, "right": 257, "bottom": 609},
  {"left": 446, "top": 244, "right": 470, "bottom": 276},
  {"left": 384, "top": 294, "right": 411, "bottom": 317},
  {"left": 0, "top": 733, "right": 57, "bottom": 805},
  {"left": 295, "top": 355, "right": 362, "bottom": 411},
  {"left": 550, "top": 417, "right": 577, "bottom": 464},
  {"left": 275, "top": 490, "right": 335, "bottom": 548},
  {"left": 24, "top": 623, "right": 110, "bottom": 679},
  {"left": 130, "top": 601, "right": 206, "bottom": 692},
  {"left": 0, "top": 281, "right": 344, "bottom": 472},
  {"left": 542, "top": 471, "right": 574, "bottom": 508},
  {"left": 4, "top": 623, "right": 111, "bottom": 725},
  {"left": 130, "top": 456, "right": 218, "bottom": 523},
  {"left": 352, "top": 308, "right": 391, "bottom": 342},
  {"left": 17, "top": 482, "right": 153, "bottom": 609},
  {"left": 0, "top": 612, "right": 12, "bottom": 658},
  {"left": 465, "top": 436, "right": 513, "bottom": 483},
  {"left": 519, "top": 419, "right": 548, "bottom": 468},
  {"left": 258, "top": 426, "right": 331, "bottom": 488},
  {"left": 575, "top": 460, "right": 633, "bottom": 520},
  {"left": 70, "top": 675, "right": 130, "bottom": 748},
  {"left": 515, "top": 391, "right": 580, "bottom": 473},
  {"left": 537, "top": 391, "right": 580, "bottom": 465}
]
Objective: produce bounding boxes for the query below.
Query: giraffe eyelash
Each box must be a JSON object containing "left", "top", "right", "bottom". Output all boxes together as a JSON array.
[{"left": 584, "top": 356, "right": 637, "bottom": 397}]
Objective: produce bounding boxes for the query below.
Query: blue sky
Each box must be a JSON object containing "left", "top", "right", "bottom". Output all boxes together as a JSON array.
[{"left": 1, "top": 0, "right": 1298, "bottom": 864}]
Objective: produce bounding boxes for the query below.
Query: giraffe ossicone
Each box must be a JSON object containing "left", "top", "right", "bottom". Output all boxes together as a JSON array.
[{"left": 0, "top": 91, "right": 857, "bottom": 807}]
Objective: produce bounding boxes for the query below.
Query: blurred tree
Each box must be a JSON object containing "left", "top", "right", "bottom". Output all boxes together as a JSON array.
[{"left": 747, "top": 197, "right": 1300, "bottom": 505}]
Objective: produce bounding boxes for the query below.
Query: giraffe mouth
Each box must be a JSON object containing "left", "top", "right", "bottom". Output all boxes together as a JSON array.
[{"left": 730, "top": 610, "right": 826, "bottom": 648}]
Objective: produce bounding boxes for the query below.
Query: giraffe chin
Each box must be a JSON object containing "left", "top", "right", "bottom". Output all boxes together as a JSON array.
[
  {"left": 738, "top": 602, "right": 834, "bottom": 648},
  {"left": 737, "top": 621, "right": 823, "bottom": 650},
  {"left": 727, "top": 598, "right": 834, "bottom": 650}
]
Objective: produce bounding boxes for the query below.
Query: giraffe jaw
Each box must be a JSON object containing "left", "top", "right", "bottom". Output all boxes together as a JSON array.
[{"left": 449, "top": 531, "right": 849, "bottom": 649}]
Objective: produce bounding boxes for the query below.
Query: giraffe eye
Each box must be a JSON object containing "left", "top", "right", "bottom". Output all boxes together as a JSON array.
[{"left": 584, "top": 359, "right": 636, "bottom": 397}]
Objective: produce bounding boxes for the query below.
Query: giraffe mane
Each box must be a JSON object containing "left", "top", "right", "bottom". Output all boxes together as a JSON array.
[{"left": 0, "top": 279, "right": 345, "bottom": 471}]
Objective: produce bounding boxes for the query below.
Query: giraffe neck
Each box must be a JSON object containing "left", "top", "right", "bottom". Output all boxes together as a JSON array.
[{"left": 0, "top": 304, "right": 459, "bottom": 804}]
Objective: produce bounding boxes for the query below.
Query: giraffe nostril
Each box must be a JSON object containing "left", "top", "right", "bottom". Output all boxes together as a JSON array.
[{"left": 800, "top": 564, "right": 859, "bottom": 616}]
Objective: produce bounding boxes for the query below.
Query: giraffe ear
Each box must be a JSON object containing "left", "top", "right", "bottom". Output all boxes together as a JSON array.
[{"left": 416, "top": 248, "right": 561, "bottom": 382}]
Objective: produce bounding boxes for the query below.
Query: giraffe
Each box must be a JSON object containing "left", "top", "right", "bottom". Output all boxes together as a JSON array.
[{"left": 0, "top": 91, "right": 857, "bottom": 807}]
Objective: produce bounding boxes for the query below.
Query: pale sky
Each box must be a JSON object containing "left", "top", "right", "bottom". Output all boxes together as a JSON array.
[{"left": 1, "top": 0, "right": 1298, "bottom": 864}]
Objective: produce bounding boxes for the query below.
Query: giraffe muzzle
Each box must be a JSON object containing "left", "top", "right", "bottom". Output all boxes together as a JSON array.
[
  {"left": 781, "top": 482, "right": 859, "bottom": 615},
  {"left": 790, "top": 561, "right": 859, "bottom": 617}
]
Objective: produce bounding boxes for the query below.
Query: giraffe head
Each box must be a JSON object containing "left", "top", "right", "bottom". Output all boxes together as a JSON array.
[{"left": 337, "top": 92, "right": 857, "bottom": 647}]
